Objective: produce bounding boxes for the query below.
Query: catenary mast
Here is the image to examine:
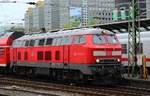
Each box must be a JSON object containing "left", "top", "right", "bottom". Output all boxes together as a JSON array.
[{"left": 128, "top": 0, "right": 141, "bottom": 77}]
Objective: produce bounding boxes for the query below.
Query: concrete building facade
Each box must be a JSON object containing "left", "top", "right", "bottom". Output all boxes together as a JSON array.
[
  {"left": 44, "top": 0, "right": 69, "bottom": 31},
  {"left": 146, "top": 0, "right": 150, "bottom": 18},
  {"left": 32, "top": 1, "right": 45, "bottom": 32},
  {"left": 24, "top": 0, "right": 149, "bottom": 33},
  {"left": 24, "top": 7, "right": 33, "bottom": 33},
  {"left": 87, "top": 0, "right": 115, "bottom": 24},
  {"left": 115, "top": 0, "right": 147, "bottom": 20}
]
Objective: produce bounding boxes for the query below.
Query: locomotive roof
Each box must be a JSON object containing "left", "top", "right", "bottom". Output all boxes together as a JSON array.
[{"left": 17, "top": 28, "right": 114, "bottom": 41}]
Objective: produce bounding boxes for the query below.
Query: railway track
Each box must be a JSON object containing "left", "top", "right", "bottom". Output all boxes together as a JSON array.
[{"left": 0, "top": 77, "right": 149, "bottom": 96}]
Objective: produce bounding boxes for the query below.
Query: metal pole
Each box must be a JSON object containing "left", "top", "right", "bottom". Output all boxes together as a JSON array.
[{"left": 128, "top": 0, "right": 140, "bottom": 77}]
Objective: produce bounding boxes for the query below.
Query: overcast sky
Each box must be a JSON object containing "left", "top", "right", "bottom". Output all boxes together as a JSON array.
[
  {"left": 0, "top": 0, "right": 81, "bottom": 26},
  {"left": 0, "top": 0, "right": 38, "bottom": 25}
]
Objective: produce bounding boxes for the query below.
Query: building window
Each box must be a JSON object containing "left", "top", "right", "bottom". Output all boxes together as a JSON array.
[
  {"left": 37, "top": 51, "right": 43, "bottom": 60},
  {"left": 55, "top": 51, "right": 60, "bottom": 60},
  {"left": 45, "top": 51, "right": 51, "bottom": 60}
]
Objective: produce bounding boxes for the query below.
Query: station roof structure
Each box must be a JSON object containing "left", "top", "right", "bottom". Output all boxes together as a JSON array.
[{"left": 91, "top": 18, "right": 150, "bottom": 33}]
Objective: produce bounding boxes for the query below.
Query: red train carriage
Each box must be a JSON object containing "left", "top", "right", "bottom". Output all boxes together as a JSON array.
[
  {"left": 0, "top": 32, "right": 24, "bottom": 71},
  {"left": 11, "top": 28, "right": 122, "bottom": 84}
]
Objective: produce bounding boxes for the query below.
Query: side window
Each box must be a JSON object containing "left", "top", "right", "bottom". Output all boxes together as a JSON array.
[
  {"left": 24, "top": 52, "right": 28, "bottom": 60},
  {"left": 38, "top": 39, "right": 45, "bottom": 46},
  {"left": 62, "top": 36, "right": 72, "bottom": 45},
  {"left": 45, "top": 51, "right": 51, "bottom": 60},
  {"left": 17, "top": 41, "right": 21, "bottom": 47},
  {"left": 57, "top": 37, "right": 62, "bottom": 45},
  {"left": 29, "top": 40, "right": 35, "bottom": 46},
  {"left": 18, "top": 52, "right": 21, "bottom": 60},
  {"left": 37, "top": 51, "right": 43, "bottom": 60},
  {"left": 12, "top": 41, "right": 16, "bottom": 47},
  {"left": 14, "top": 41, "right": 18, "bottom": 47},
  {"left": 55, "top": 51, "right": 60, "bottom": 60},
  {"left": 22, "top": 41, "right": 26, "bottom": 47},
  {"left": 121, "top": 44, "right": 127, "bottom": 54},
  {"left": 52, "top": 38, "right": 58, "bottom": 46},
  {"left": 46, "top": 38, "right": 53, "bottom": 45},
  {"left": 34, "top": 39, "right": 39, "bottom": 46},
  {"left": 25, "top": 40, "right": 29, "bottom": 46}
]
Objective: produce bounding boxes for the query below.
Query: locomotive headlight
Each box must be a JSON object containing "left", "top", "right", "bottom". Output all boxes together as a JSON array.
[
  {"left": 117, "top": 58, "right": 121, "bottom": 62},
  {"left": 96, "top": 59, "right": 100, "bottom": 63}
]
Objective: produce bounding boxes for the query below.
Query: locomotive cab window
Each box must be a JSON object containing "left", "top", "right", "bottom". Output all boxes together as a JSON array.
[
  {"left": 38, "top": 39, "right": 45, "bottom": 46},
  {"left": 93, "top": 35, "right": 105, "bottom": 44},
  {"left": 106, "top": 35, "right": 118, "bottom": 44},
  {"left": 79, "top": 36, "right": 86, "bottom": 44},
  {"left": 93, "top": 34, "right": 118, "bottom": 44},
  {"left": 74, "top": 36, "right": 86, "bottom": 44}
]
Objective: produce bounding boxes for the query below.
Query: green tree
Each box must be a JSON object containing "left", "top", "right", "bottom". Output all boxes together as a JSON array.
[
  {"left": 64, "top": 17, "right": 81, "bottom": 29},
  {"left": 88, "top": 17, "right": 96, "bottom": 25}
]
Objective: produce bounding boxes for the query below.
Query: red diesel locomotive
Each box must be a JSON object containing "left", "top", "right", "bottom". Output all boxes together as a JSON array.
[
  {"left": 1, "top": 28, "right": 123, "bottom": 84},
  {"left": 0, "top": 32, "right": 24, "bottom": 71}
]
